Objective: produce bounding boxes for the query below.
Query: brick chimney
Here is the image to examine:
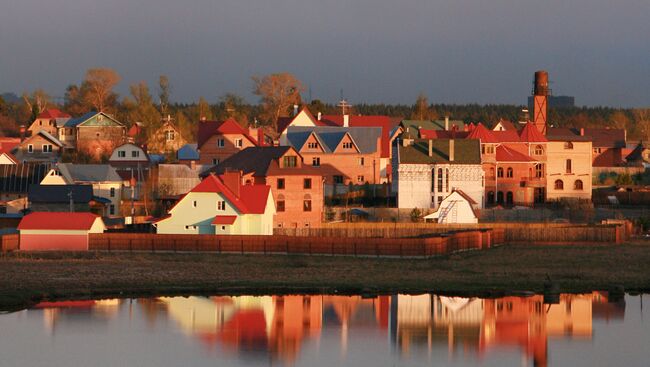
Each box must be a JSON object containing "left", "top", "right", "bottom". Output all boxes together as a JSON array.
[
  {"left": 220, "top": 170, "right": 242, "bottom": 197},
  {"left": 580, "top": 128, "right": 585, "bottom": 136},
  {"left": 428, "top": 139, "right": 433, "bottom": 157},
  {"left": 317, "top": 112, "right": 322, "bottom": 121},
  {"left": 343, "top": 115, "right": 349, "bottom": 127},
  {"left": 449, "top": 139, "right": 455, "bottom": 162},
  {"left": 445, "top": 116, "right": 449, "bottom": 131}
]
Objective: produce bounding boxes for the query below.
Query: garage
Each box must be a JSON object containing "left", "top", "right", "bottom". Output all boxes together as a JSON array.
[{"left": 17, "top": 212, "right": 106, "bottom": 251}]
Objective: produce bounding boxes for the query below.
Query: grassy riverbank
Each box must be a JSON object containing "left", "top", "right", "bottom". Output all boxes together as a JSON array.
[{"left": 1, "top": 243, "right": 650, "bottom": 311}]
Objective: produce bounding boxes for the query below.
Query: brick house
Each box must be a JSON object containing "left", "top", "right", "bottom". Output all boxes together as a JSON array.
[
  {"left": 197, "top": 118, "right": 263, "bottom": 166},
  {"left": 208, "top": 146, "right": 324, "bottom": 228},
  {"left": 27, "top": 109, "right": 71, "bottom": 138},
  {"left": 62, "top": 112, "right": 126, "bottom": 158}
]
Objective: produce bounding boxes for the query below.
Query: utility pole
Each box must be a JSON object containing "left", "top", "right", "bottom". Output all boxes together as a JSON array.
[{"left": 68, "top": 189, "right": 74, "bottom": 212}]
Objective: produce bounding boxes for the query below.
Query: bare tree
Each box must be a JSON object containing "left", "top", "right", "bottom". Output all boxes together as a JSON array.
[
  {"left": 83, "top": 68, "right": 121, "bottom": 112},
  {"left": 159, "top": 75, "right": 171, "bottom": 115},
  {"left": 252, "top": 72, "right": 304, "bottom": 132},
  {"left": 22, "top": 89, "right": 51, "bottom": 117},
  {"left": 633, "top": 108, "right": 650, "bottom": 141}
]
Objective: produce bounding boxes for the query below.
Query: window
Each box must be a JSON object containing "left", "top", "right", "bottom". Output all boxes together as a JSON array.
[
  {"left": 358, "top": 157, "right": 365, "bottom": 166},
  {"left": 446, "top": 168, "right": 449, "bottom": 190},
  {"left": 333, "top": 175, "right": 343, "bottom": 184},
  {"left": 42, "top": 144, "right": 52, "bottom": 153},
  {"left": 534, "top": 145, "right": 544, "bottom": 155},
  {"left": 554, "top": 179, "right": 564, "bottom": 190},
  {"left": 217, "top": 138, "right": 225, "bottom": 148},
  {"left": 217, "top": 201, "right": 226, "bottom": 211},
  {"left": 574, "top": 180, "right": 584, "bottom": 190},
  {"left": 235, "top": 138, "right": 243, "bottom": 148},
  {"left": 312, "top": 157, "right": 320, "bottom": 166},
  {"left": 212, "top": 158, "right": 219, "bottom": 165},
  {"left": 303, "top": 198, "right": 312, "bottom": 212},
  {"left": 303, "top": 178, "right": 312, "bottom": 189},
  {"left": 192, "top": 200, "right": 197, "bottom": 208},
  {"left": 566, "top": 159, "right": 572, "bottom": 174},
  {"left": 166, "top": 130, "right": 175, "bottom": 141},
  {"left": 437, "top": 196, "right": 443, "bottom": 204},
  {"left": 497, "top": 191, "right": 504, "bottom": 203},
  {"left": 506, "top": 167, "right": 513, "bottom": 178},
  {"left": 489, "top": 167, "right": 495, "bottom": 178},
  {"left": 487, "top": 191, "right": 495, "bottom": 205},
  {"left": 277, "top": 195, "right": 285, "bottom": 212},
  {"left": 506, "top": 192, "right": 513, "bottom": 204},
  {"left": 483, "top": 144, "right": 495, "bottom": 154},
  {"left": 342, "top": 142, "right": 353, "bottom": 149},
  {"left": 497, "top": 167, "right": 504, "bottom": 178},
  {"left": 357, "top": 175, "right": 364, "bottom": 183},
  {"left": 27, "top": 144, "right": 33, "bottom": 153},
  {"left": 221, "top": 225, "right": 226, "bottom": 231},
  {"left": 535, "top": 163, "right": 544, "bottom": 178},
  {"left": 431, "top": 168, "right": 436, "bottom": 192},
  {"left": 437, "top": 168, "right": 443, "bottom": 192},
  {"left": 131, "top": 150, "right": 140, "bottom": 158},
  {"left": 307, "top": 142, "right": 319, "bottom": 149},
  {"left": 109, "top": 205, "right": 115, "bottom": 215},
  {"left": 283, "top": 156, "right": 297, "bottom": 167},
  {"left": 594, "top": 148, "right": 602, "bottom": 154},
  {"left": 118, "top": 151, "right": 126, "bottom": 158},
  {"left": 277, "top": 178, "right": 285, "bottom": 189},
  {"left": 110, "top": 187, "right": 115, "bottom": 197},
  {"left": 564, "top": 142, "right": 574, "bottom": 149},
  {"left": 185, "top": 225, "right": 197, "bottom": 230}
]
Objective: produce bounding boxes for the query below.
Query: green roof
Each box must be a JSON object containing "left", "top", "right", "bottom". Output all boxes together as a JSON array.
[
  {"left": 401, "top": 119, "right": 466, "bottom": 134},
  {"left": 398, "top": 139, "right": 481, "bottom": 164}
]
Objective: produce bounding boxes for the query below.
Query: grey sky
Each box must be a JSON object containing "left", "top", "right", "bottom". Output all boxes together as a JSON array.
[{"left": 1, "top": 0, "right": 649, "bottom": 107}]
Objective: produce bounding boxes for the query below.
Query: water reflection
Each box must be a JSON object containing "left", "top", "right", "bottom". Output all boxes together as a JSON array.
[{"left": 3, "top": 292, "right": 634, "bottom": 366}]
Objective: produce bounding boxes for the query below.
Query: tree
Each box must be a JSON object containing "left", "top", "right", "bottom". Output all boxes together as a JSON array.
[
  {"left": 609, "top": 111, "right": 630, "bottom": 130},
  {"left": 123, "top": 81, "right": 161, "bottom": 127},
  {"left": 83, "top": 68, "right": 121, "bottom": 112},
  {"left": 632, "top": 108, "right": 650, "bottom": 141},
  {"left": 219, "top": 93, "right": 249, "bottom": 126},
  {"left": 252, "top": 72, "right": 304, "bottom": 132},
  {"left": 411, "top": 93, "right": 437, "bottom": 120},
  {"left": 22, "top": 89, "right": 51, "bottom": 120},
  {"left": 159, "top": 75, "right": 171, "bottom": 115}
]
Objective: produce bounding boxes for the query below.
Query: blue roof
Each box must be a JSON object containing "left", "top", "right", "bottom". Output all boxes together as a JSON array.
[
  {"left": 64, "top": 111, "right": 97, "bottom": 127},
  {"left": 177, "top": 144, "right": 199, "bottom": 160}
]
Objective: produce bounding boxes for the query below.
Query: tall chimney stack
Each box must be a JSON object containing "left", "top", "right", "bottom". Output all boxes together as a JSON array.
[
  {"left": 449, "top": 139, "right": 455, "bottom": 162},
  {"left": 343, "top": 115, "right": 349, "bottom": 127},
  {"left": 532, "top": 70, "right": 549, "bottom": 135}
]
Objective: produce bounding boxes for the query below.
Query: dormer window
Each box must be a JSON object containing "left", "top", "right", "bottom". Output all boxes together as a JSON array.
[
  {"left": 307, "top": 142, "right": 319, "bottom": 149},
  {"left": 534, "top": 145, "right": 544, "bottom": 155},
  {"left": 283, "top": 156, "right": 297, "bottom": 168},
  {"left": 235, "top": 138, "right": 243, "bottom": 148},
  {"left": 166, "top": 130, "right": 175, "bottom": 141}
]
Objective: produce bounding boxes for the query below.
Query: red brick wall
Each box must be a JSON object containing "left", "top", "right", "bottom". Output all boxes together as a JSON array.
[
  {"left": 199, "top": 134, "right": 256, "bottom": 165},
  {"left": 267, "top": 174, "right": 323, "bottom": 228}
]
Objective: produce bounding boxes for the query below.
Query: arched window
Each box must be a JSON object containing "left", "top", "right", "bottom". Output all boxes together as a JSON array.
[
  {"left": 554, "top": 180, "right": 564, "bottom": 190},
  {"left": 506, "top": 167, "right": 513, "bottom": 178},
  {"left": 574, "top": 180, "right": 583, "bottom": 190},
  {"left": 564, "top": 142, "right": 574, "bottom": 150},
  {"left": 437, "top": 168, "right": 443, "bottom": 192},
  {"left": 566, "top": 159, "right": 572, "bottom": 174},
  {"left": 445, "top": 168, "right": 449, "bottom": 191},
  {"left": 497, "top": 191, "right": 504, "bottom": 204},
  {"left": 303, "top": 194, "right": 312, "bottom": 212},
  {"left": 506, "top": 191, "right": 513, "bottom": 204},
  {"left": 487, "top": 191, "right": 495, "bottom": 205},
  {"left": 497, "top": 167, "right": 504, "bottom": 178},
  {"left": 534, "top": 145, "right": 544, "bottom": 155}
]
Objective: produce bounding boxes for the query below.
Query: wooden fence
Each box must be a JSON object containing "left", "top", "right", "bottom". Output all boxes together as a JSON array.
[
  {"left": 87, "top": 229, "right": 499, "bottom": 258},
  {"left": 0, "top": 234, "right": 19, "bottom": 252}
]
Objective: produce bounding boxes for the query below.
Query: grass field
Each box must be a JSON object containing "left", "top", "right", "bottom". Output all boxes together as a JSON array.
[{"left": 1, "top": 242, "right": 649, "bottom": 311}]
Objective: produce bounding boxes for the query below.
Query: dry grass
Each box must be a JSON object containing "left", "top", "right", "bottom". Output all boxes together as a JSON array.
[{"left": 1, "top": 243, "right": 649, "bottom": 310}]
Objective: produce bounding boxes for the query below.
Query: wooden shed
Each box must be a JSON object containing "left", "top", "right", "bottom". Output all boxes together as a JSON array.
[{"left": 17, "top": 212, "right": 106, "bottom": 251}]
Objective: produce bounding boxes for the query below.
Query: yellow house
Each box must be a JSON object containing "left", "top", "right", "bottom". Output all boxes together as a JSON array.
[
  {"left": 154, "top": 172, "right": 275, "bottom": 235},
  {"left": 545, "top": 137, "right": 592, "bottom": 201}
]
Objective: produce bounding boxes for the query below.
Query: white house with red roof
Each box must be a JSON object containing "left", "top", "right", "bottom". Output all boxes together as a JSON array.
[
  {"left": 17, "top": 212, "right": 106, "bottom": 251},
  {"left": 154, "top": 172, "right": 275, "bottom": 235}
]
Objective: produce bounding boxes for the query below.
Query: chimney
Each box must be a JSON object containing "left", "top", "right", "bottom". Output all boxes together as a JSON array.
[
  {"left": 293, "top": 104, "right": 299, "bottom": 116},
  {"left": 449, "top": 139, "right": 455, "bottom": 162},
  {"left": 580, "top": 128, "right": 585, "bottom": 136},
  {"left": 428, "top": 139, "right": 433, "bottom": 157},
  {"left": 221, "top": 170, "right": 242, "bottom": 197},
  {"left": 445, "top": 116, "right": 449, "bottom": 131},
  {"left": 258, "top": 129, "right": 265, "bottom": 147},
  {"left": 317, "top": 112, "right": 322, "bottom": 121},
  {"left": 343, "top": 115, "right": 349, "bottom": 127}
]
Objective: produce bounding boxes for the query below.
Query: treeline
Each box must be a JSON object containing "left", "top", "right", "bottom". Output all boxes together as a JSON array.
[{"left": 1, "top": 69, "right": 649, "bottom": 141}]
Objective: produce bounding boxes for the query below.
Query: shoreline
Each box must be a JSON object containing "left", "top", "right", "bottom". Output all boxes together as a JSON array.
[{"left": 2, "top": 242, "right": 650, "bottom": 311}]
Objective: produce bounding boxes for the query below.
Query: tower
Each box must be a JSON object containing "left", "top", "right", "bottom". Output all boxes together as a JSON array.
[{"left": 532, "top": 71, "right": 549, "bottom": 135}]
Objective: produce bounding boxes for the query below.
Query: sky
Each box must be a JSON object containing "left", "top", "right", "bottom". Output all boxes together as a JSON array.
[{"left": 1, "top": 0, "right": 649, "bottom": 107}]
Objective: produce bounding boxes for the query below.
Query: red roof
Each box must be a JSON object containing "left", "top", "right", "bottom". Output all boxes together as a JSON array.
[
  {"left": 37, "top": 109, "right": 71, "bottom": 119},
  {"left": 519, "top": 122, "right": 548, "bottom": 142},
  {"left": 491, "top": 130, "right": 521, "bottom": 143},
  {"left": 495, "top": 145, "right": 536, "bottom": 162},
  {"left": 0, "top": 137, "right": 20, "bottom": 154},
  {"left": 128, "top": 124, "right": 143, "bottom": 138},
  {"left": 191, "top": 175, "right": 271, "bottom": 214},
  {"left": 466, "top": 123, "right": 499, "bottom": 143},
  {"left": 419, "top": 129, "right": 470, "bottom": 139},
  {"left": 197, "top": 118, "right": 258, "bottom": 148},
  {"left": 18, "top": 212, "right": 101, "bottom": 231},
  {"left": 212, "top": 215, "right": 237, "bottom": 225}
]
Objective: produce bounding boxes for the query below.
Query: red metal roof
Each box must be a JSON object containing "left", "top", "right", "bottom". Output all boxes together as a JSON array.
[
  {"left": 495, "top": 145, "right": 536, "bottom": 162},
  {"left": 519, "top": 122, "right": 548, "bottom": 142},
  {"left": 191, "top": 174, "right": 271, "bottom": 214},
  {"left": 18, "top": 212, "right": 100, "bottom": 231},
  {"left": 211, "top": 215, "right": 237, "bottom": 225},
  {"left": 37, "top": 109, "right": 71, "bottom": 119},
  {"left": 0, "top": 137, "right": 20, "bottom": 154},
  {"left": 466, "top": 123, "right": 499, "bottom": 143},
  {"left": 197, "top": 118, "right": 258, "bottom": 149},
  {"left": 419, "top": 129, "right": 470, "bottom": 139}
]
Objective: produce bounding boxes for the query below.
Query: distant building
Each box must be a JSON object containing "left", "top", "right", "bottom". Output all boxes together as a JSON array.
[
  {"left": 147, "top": 117, "right": 188, "bottom": 153},
  {"left": 545, "top": 129, "right": 592, "bottom": 201},
  {"left": 18, "top": 212, "right": 105, "bottom": 251},
  {"left": 27, "top": 109, "right": 71, "bottom": 137},
  {"left": 424, "top": 190, "right": 479, "bottom": 224},
  {"left": 197, "top": 118, "right": 263, "bottom": 166},
  {"left": 62, "top": 112, "right": 126, "bottom": 158},
  {"left": 177, "top": 143, "right": 200, "bottom": 167},
  {"left": 154, "top": 172, "right": 275, "bottom": 235}
]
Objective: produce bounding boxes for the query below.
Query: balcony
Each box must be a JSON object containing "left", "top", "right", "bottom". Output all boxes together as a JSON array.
[{"left": 520, "top": 176, "right": 545, "bottom": 187}]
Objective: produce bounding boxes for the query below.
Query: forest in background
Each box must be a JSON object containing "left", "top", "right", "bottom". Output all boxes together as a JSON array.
[{"left": 1, "top": 68, "right": 649, "bottom": 142}]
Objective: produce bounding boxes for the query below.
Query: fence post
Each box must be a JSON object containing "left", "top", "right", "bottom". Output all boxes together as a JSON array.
[
  {"left": 129, "top": 238, "right": 133, "bottom": 252},
  {"left": 263, "top": 239, "right": 267, "bottom": 255},
  {"left": 241, "top": 239, "right": 244, "bottom": 254},
  {"left": 107, "top": 237, "right": 111, "bottom": 252}
]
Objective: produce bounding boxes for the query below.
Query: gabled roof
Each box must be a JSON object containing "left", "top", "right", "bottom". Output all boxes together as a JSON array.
[
  {"left": 491, "top": 130, "right": 521, "bottom": 143},
  {"left": 546, "top": 128, "right": 592, "bottom": 142},
  {"left": 492, "top": 119, "right": 517, "bottom": 131},
  {"left": 277, "top": 107, "right": 323, "bottom": 134},
  {"left": 177, "top": 143, "right": 199, "bottom": 160},
  {"left": 286, "top": 126, "right": 381, "bottom": 154},
  {"left": 495, "top": 145, "right": 536, "bottom": 162},
  {"left": 398, "top": 139, "right": 481, "bottom": 164},
  {"left": 197, "top": 118, "right": 257, "bottom": 148},
  {"left": 209, "top": 146, "right": 293, "bottom": 177},
  {"left": 519, "top": 122, "right": 548, "bottom": 142},
  {"left": 0, "top": 152, "right": 18, "bottom": 164},
  {"left": 23, "top": 130, "right": 64, "bottom": 147},
  {"left": 466, "top": 123, "right": 499, "bottom": 143},
  {"left": 18, "top": 212, "right": 101, "bottom": 231},
  {"left": 189, "top": 174, "right": 270, "bottom": 214},
  {"left": 58, "top": 163, "right": 122, "bottom": 183},
  {"left": 0, "top": 137, "right": 21, "bottom": 153},
  {"left": 583, "top": 128, "right": 626, "bottom": 148},
  {"left": 320, "top": 115, "right": 397, "bottom": 158},
  {"left": 28, "top": 184, "right": 93, "bottom": 203},
  {"left": 37, "top": 109, "right": 71, "bottom": 119},
  {"left": 64, "top": 112, "right": 123, "bottom": 128},
  {"left": 625, "top": 142, "right": 648, "bottom": 162}
]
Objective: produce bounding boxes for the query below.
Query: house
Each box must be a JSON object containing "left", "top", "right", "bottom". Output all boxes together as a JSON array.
[
  {"left": 0, "top": 163, "right": 51, "bottom": 204},
  {"left": 13, "top": 130, "right": 64, "bottom": 163},
  {"left": 177, "top": 143, "right": 200, "bottom": 167},
  {"left": 197, "top": 118, "right": 263, "bottom": 165},
  {"left": 424, "top": 190, "right": 479, "bottom": 224},
  {"left": 154, "top": 172, "right": 275, "bottom": 235},
  {"left": 285, "top": 126, "right": 383, "bottom": 195},
  {"left": 400, "top": 117, "right": 467, "bottom": 137},
  {"left": 545, "top": 129, "right": 593, "bottom": 201},
  {"left": 127, "top": 122, "right": 145, "bottom": 145},
  {"left": 27, "top": 109, "right": 71, "bottom": 137},
  {"left": 208, "top": 146, "right": 324, "bottom": 228},
  {"left": 492, "top": 119, "right": 517, "bottom": 131},
  {"left": 625, "top": 141, "right": 650, "bottom": 168},
  {"left": 40, "top": 163, "right": 123, "bottom": 217},
  {"left": 108, "top": 143, "right": 150, "bottom": 170},
  {"left": 394, "top": 138, "right": 484, "bottom": 210},
  {"left": 147, "top": 117, "right": 188, "bottom": 153},
  {"left": 27, "top": 184, "right": 96, "bottom": 213},
  {"left": 62, "top": 112, "right": 126, "bottom": 158},
  {"left": 18, "top": 212, "right": 105, "bottom": 251}
]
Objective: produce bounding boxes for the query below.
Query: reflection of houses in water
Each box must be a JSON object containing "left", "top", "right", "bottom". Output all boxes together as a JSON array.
[{"left": 33, "top": 299, "right": 121, "bottom": 333}]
